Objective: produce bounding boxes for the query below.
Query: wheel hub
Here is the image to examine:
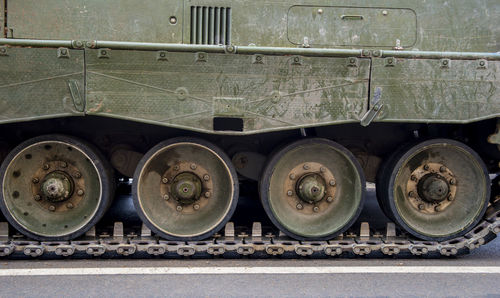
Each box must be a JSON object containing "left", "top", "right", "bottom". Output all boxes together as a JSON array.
[
  {"left": 171, "top": 172, "right": 202, "bottom": 204},
  {"left": 406, "top": 162, "right": 457, "bottom": 214},
  {"left": 41, "top": 171, "right": 74, "bottom": 202},
  {"left": 297, "top": 173, "right": 326, "bottom": 203}
]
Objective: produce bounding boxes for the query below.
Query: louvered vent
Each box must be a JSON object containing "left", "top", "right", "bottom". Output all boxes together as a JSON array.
[{"left": 190, "top": 6, "right": 231, "bottom": 45}]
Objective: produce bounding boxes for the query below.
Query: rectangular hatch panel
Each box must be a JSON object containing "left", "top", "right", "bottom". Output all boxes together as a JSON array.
[{"left": 287, "top": 6, "right": 417, "bottom": 48}]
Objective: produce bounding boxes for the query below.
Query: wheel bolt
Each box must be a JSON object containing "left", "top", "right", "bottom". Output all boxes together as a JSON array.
[
  {"left": 162, "top": 177, "right": 169, "bottom": 184},
  {"left": 434, "top": 205, "right": 442, "bottom": 212},
  {"left": 289, "top": 173, "right": 296, "bottom": 180},
  {"left": 329, "top": 180, "right": 336, "bottom": 186},
  {"left": 449, "top": 178, "right": 456, "bottom": 185},
  {"left": 287, "top": 190, "right": 293, "bottom": 196},
  {"left": 320, "top": 167, "right": 326, "bottom": 173},
  {"left": 203, "top": 174, "right": 210, "bottom": 181},
  {"left": 418, "top": 204, "right": 425, "bottom": 210},
  {"left": 176, "top": 205, "right": 183, "bottom": 212},
  {"left": 190, "top": 164, "right": 197, "bottom": 170},
  {"left": 34, "top": 195, "right": 41, "bottom": 201},
  {"left": 410, "top": 175, "right": 417, "bottom": 182},
  {"left": 49, "top": 205, "right": 56, "bottom": 212},
  {"left": 61, "top": 162, "right": 67, "bottom": 168},
  {"left": 32, "top": 178, "right": 39, "bottom": 184},
  {"left": 204, "top": 191, "right": 211, "bottom": 198},
  {"left": 173, "top": 165, "right": 180, "bottom": 171},
  {"left": 408, "top": 191, "right": 416, "bottom": 198},
  {"left": 74, "top": 172, "right": 82, "bottom": 178},
  {"left": 193, "top": 204, "right": 200, "bottom": 210},
  {"left": 303, "top": 164, "right": 310, "bottom": 170},
  {"left": 439, "top": 166, "right": 446, "bottom": 173},
  {"left": 327, "top": 196, "right": 333, "bottom": 203},
  {"left": 313, "top": 206, "right": 319, "bottom": 212},
  {"left": 77, "top": 189, "right": 84, "bottom": 196},
  {"left": 447, "top": 194, "right": 454, "bottom": 201},
  {"left": 296, "top": 203, "right": 303, "bottom": 210},
  {"left": 423, "top": 164, "right": 429, "bottom": 171},
  {"left": 43, "top": 164, "right": 50, "bottom": 170},
  {"left": 163, "top": 194, "right": 170, "bottom": 201},
  {"left": 66, "top": 203, "right": 74, "bottom": 209}
]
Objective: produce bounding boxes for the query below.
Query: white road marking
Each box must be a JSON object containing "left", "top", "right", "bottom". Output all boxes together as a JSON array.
[{"left": 0, "top": 266, "right": 500, "bottom": 276}]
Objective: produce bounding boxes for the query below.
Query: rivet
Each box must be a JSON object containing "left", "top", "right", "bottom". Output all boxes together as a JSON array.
[
  {"left": 169, "top": 16, "right": 177, "bottom": 24},
  {"left": 313, "top": 206, "right": 319, "bottom": 212},
  {"left": 480, "top": 60, "right": 485, "bottom": 66},
  {"left": 193, "top": 204, "right": 200, "bottom": 210},
  {"left": 327, "top": 196, "right": 333, "bottom": 203},
  {"left": 418, "top": 204, "right": 425, "bottom": 210},
  {"left": 203, "top": 174, "right": 210, "bottom": 181},
  {"left": 101, "top": 50, "right": 107, "bottom": 55},
  {"left": 204, "top": 191, "right": 211, "bottom": 198},
  {"left": 439, "top": 166, "right": 446, "bottom": 173},
  {"left": 43, "top": 164, "right": 50, "bottom": 170},
  {"left": 190, "top": 164, "right": 197, "bottom": 170},
  {"left": 287, "top": 190, "right": 293, "bottom": 196},
  {"left": 66, "top": 203, "right": 74, "bottom": 209},
  {"left": 294, "top": 57, "right": 300, "bottom": 63},
  {"left": 410, "top": 175, "right": 417, "bottom": 182},
  {"left": 74, "top": 172, "right": 81, "bottom": 178},
  {"left": 34, "top": 195, "right": 41, "bottom": 201},
  {"left": 176, "top": 205, "right": 183, "bottom": 212},
  {"left": 303, "top": 164, "right": 309, "bottom": 170},
  {"left": 423, "top": 164, "right": 429, "bottom": 171},
  {"left": 163, "top": 194, "right": 170, "bottom": 201},
  {"left": 289, "top": 173, "right": 296, "bottom": 180},
  {"left": 317, "top": 8, "right": 323, "bottom": 14},
  {"left": 60, "top": 49, "right": 67, "bottom": 55},
  {"left": 32, "top": 178, "right": 39, "bottom": 184},
  {"left": 329, "top": 180, "right": 336, "bottom": 186},
  {"left": 296, "top": 203, "right": 303, "bottom": 210},
  {"left": 382, "top": 10, "right": 388, "bottom": 16},
  {"left": 77, "top": 189, "right": 84, "bottom": 196},
  {"left": 49, "top": 205, "right": 56, "bottom": 212},
  {"left": 162, "top": 177, "right": 169, "bottom": 184},
  {"left": 349, "top": 58, "right": 356, "bottom": 64}
]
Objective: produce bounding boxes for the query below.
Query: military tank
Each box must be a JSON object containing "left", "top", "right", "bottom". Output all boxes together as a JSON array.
[{"left": 0, "top": 0, "right": 499, "bottom": 257}]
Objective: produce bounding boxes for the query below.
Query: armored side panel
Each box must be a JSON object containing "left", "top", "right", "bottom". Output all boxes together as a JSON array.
[
  {"left": 7, "top": 0, "right": 183, "bottom": 43},
  {"left": 0, "top": 48, "right": 85, "bottom": 124},
  {"left": 370, "top": 59, "right": 500, "bottom": 123},
  {"left": 85, "top": 50, "right": 370, "bottom": 134}
]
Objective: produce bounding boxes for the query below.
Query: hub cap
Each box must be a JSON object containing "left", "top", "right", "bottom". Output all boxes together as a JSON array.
[
  {"left": 41, "top": 171, "right": 74, "bottom": 202},
  {"left": 296, "top": 173, "right": 326, "bottom": 203}
]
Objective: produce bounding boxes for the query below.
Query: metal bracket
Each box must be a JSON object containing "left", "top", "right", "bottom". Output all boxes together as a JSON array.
[
  {"left": 68, "top": 79, "right": 85, "bottom": 112},
  {"left": 477, "top": 59, "right": 488, "bottom": 69},
  {"left": 57, "top": 47, "right": 70, "bottom": 58},
  {"left": 195, "top": 52, "right": 207, "bottom": 62},
  {"left": 440, "top": 59, "right": 450, "bottom": 68},
  {"left": 360, "top": 87, "right": 384, "bottom": 127},
  {"left": 0, "top": 46, "right": 7, "bottom": 56},
  {"left": 98, "top": 48, "right": 110, "bottom": 58},
  {"left": 156, "top": 51, "right": 168, "bottom": 61},
  {"left": 291, "top": 55, "right": 302, "bottom": 65},
  {"left": 384, "top": 57, "right": 396, "bottom": 67},
  {"left": 346, "top": 57, "right": 359, "bottom": 68},
  {"left": 252, "top": 54, "right": 264, "bottom": 64}
]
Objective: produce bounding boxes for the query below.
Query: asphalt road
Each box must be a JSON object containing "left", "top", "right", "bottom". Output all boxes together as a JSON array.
[{"left": 0, "top": 187, "right": 499, "bottom": 297}]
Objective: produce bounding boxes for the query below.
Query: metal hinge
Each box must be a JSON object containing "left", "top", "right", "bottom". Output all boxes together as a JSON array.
[{"left": 360, "top": 87, "right": 384, "bottom": 127}]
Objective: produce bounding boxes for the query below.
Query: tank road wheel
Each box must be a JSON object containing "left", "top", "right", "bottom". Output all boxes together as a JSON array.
[
  {"left": 378, "top": 139, "right": 490, "bottom": 241},
  {"left": 259, "top": 138, "right": 366, "bottom": 240},
  {"left": 133, "top": 138, "right": 238, "bottom": 241},
  {"left": 0, "top": 135, "right": 113, "bottom": 241}
]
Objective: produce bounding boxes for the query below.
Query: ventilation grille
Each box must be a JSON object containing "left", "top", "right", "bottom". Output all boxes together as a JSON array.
[{"left": 190, "top": 6, "right": 231, "bottom": 45}]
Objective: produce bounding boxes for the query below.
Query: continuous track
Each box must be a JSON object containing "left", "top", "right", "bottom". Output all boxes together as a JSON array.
[{"left": 1, "top": 200, "right": 499, "bottom": 259}]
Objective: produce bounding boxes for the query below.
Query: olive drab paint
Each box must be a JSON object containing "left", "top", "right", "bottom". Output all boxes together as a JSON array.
[{"left": 0, "top": 0, "right": 498, "bottom": 134}]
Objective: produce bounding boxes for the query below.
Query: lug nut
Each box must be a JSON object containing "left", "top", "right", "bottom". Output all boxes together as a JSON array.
[
  {"left": 439, "top": 166, "right": 446, "bottom": 173},
  {"left": 34, "top": 195, "right": 41, "bottom": 201},
  {"left": 204, "top": 191, "right": 211, "bottom": 198},
  {"left": 163, "top": 194, "right": 170, "bottom": 201},
  {"left": 287, "top": 190, "right": 293, "bottom": 196},
  {"left": 313, "top": 206, "right": 319, "bottom": 212},
  {"left": 173, "top": 165, "right": 180, "bottom": 171},
  {"left": 74, "top": 172, "right": 82, "bottom": 178},
  {"left": 329, "top": 180, "right": 336, "bottom": 186},
  {"left": 289, "top": 173, "right": 296, "bottom": 180},
  {"left": 162, "top": 177, "right": 169, "bottom": 184},
  {"left": 423, "top": 164, "right": 429, "bottom": 171},
  {"left": 32, "top": 178, "right": 39, "bottom": 184},
  {"left": 320, "top": 167, "right": 326, "bottom": 173},
  {"left": 43, "top": 164, "right": 50, "bottom": 170},
  {"left": 203, "top": 174, "right": 210, "bottom": 181},
  {"left": 408, "top": 191, "right": 416, "bottom": 198},
  {"left": 190, "top": 164, "right": 197, "bottom": 170},
  {"left": 327, "top": 196, "right": 333, "bottom": 203},
  {"left": 176, "top": 205, "right": 183, "bottom": 212},
  {"left": 434, "top": 205, "right": 442, "bottom": 212},
  {"left": 49, "top": 205, "right": 56, "bottom": 212},
  {"left": 303, "top": 164, "right": 309, "bottom": 170},
  {"left": 61, "top": 162, "right": 67, "bottom": 168},
  {"left": 449, "top": 178, "right": 456, "bottom": 185},
  {"left": 77, "top": 189, "right": 84, "bottom": 196},
  {"left": 66, "top": 203, "right": 74, "bottom": 209},
  {"left": 447, "top": 194, "right": 454, "bottom": 201},
  {"left": 193, "top": 204, "right": 200, "bottom": 210},
  {"left": 410, "top": 175, "right": 417, "bottom": 182},
  {"left": 418, "top": 204, "right": 425, "bottom": 210},
  {"left": 296, "top": 203, "right": 303, "bottom": 210}
]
